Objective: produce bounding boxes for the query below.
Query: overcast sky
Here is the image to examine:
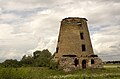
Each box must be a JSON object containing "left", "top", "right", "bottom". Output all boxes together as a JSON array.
[{"left": 0, "top": 0, "right": 120, "bottom": 62}]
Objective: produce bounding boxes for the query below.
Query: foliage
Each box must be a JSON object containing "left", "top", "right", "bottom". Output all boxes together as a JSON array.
[
  {"left": 104, "top": 61, "right": 120, "bottom": 64},
  {"left": 0, "top": 49, "right": 52, "bottom": 68},
  {"left": 1, "top": 59, "right": 19, "bottom": 68},
  {"left": 33, "top": 49, "right": 52, "bottom": 67},
  {"left": 49, "top": 60, "right": 58, "bottom": 70},
  {"left": 20, "top": 49, "right": 52, "bottom": 67},
  {"left": 20, "top": 55, "right": 34, "bottom": 67}
]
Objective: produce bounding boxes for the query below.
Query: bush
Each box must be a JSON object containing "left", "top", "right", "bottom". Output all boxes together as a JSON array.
[{"left": 49, "top": 60, "right": 58, "bottom": 70}]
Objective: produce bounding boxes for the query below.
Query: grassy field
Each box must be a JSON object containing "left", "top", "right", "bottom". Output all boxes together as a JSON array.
[
  {"left": 0, "top": 65, "right": 120, "bottom": 79},
  {"left": 104, "top": 64, "right": 120, "bottom": 68}
]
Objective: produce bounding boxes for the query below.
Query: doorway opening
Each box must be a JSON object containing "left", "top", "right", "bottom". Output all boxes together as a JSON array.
[{"left": 82, "top": 60, "right": 86, "bottom": 69}]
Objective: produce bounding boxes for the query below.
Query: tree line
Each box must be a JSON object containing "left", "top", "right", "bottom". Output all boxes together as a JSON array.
[
  {"left": 0, "top": 49, "right": 54, "bottom": 68},
  {"left": 103, "top": 61, "right": 120, "bottom": 64}
]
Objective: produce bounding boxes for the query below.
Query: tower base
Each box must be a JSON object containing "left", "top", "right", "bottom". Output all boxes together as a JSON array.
[{"left": 57, "top": 55, "right": 103, "bottom": 72}]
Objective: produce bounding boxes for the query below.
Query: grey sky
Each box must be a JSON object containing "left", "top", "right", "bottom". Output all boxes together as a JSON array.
[{"left": 0, "top": 0, "right": 120, "bottom": 62}]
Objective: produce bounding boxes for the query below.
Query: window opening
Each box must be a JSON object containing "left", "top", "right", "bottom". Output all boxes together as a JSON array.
[
  {"left": 80, "top": 33, "right": 84, "bottom": 39},
  {"left": 74, "top": 58, "right": 79, "bottom": 67},
  {"left": 82, "top": 44, "right": 86, "bottom": 51},
  {"left": 91, "top": 59, "right": 94, "bottom": 64}
]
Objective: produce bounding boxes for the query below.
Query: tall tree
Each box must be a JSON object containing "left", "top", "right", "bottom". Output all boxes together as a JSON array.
[
  {"left": 20, "top": 55, "right": 34, "bottom": 67},
  {"left": 33, "top": 49, "right": 52, "bottom": 67}
]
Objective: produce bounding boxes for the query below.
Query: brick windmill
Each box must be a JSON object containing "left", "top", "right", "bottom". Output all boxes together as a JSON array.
[{"left": 53, "top": 17, "right": 102, "bottom": 71}]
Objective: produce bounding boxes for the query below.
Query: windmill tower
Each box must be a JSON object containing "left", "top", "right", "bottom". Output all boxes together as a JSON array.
[{"left": 53, "top": 17, "right": 102, "bottom": 71}]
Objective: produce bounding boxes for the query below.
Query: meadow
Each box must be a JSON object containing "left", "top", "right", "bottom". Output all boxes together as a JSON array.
[{"left": 0, "top": 64, "right": 120, "bottom": 79}]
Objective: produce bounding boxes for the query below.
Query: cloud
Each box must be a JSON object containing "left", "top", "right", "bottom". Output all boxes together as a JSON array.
[
  {"left": 91, "top": 25, "right": 120, "bottom": 61},
  {"left": 0, "top": 49, "right": 23, "bottom": 62},
  {"left": 0, "top": 0, "right": 120, "bottom": 62}
]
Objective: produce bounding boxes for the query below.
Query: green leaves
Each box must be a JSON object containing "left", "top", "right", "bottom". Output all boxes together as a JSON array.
[
  {"left": 20, "top": 49, "right": 52, "bottom": 67},
  {"left": 33, "top": 49, "right": 52, "bottom": 67},
  {"left": 1, "top": 59, "right": 19, "bottom": 68},
  {"left": 0, "top": 49, "right": 52, "bottom": 68}
]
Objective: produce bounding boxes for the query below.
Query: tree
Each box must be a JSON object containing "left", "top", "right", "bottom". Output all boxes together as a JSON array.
[
  {"left": 1, "top": 49, "right": 52, "bottom": 68},
  {"left": 2, "top": 59, "right": 19, "bottom": 68},
  {"left": 33, "top": 50, "right": 42, "bottom": 59},
  {"left": 33, "top": 49, "right": 52, "bottom": 67},
  {"left": 20, "top": 55, "right": 34, "bottom": 67}
]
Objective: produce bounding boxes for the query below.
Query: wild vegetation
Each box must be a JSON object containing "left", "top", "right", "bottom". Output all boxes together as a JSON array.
[
  {"left": 0, "top": 49, "right": 120, "bottom": 79},
  {"left": 0, "top": 67, "right": 120, "bottom": 79},
  {"left": 0, "top": 49, "right": 52, "bottom": 68}
]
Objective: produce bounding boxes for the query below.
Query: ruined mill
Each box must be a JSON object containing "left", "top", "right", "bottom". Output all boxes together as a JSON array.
[{"left": 53, "top": 17, "right": 102, "bottom": 71}]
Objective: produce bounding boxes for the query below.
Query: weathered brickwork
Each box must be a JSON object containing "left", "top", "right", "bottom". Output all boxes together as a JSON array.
[{"left": 54, "top": 17, "right": 103, "bottom": 71}]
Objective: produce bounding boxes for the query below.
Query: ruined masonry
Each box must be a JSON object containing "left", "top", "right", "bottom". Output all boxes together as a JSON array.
[{"left": 53, "top": 17, "right": 102, "bottom": 71}]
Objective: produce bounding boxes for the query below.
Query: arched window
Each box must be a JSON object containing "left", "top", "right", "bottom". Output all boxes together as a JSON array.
[{"left": 82, "top": 60, "right": 86, "bottom": 69}]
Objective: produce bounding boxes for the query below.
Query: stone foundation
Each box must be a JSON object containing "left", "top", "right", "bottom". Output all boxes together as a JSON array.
[{"left": 58, "top": 55, "right": 103, "bottom": 72}]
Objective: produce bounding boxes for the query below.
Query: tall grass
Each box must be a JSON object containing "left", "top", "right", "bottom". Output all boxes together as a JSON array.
[{"left": 0, "top": 67, "right": 120, "bottom": 79}]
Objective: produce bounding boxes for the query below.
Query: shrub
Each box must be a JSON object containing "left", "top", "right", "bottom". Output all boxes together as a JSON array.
[{"left": 49, "top": 60, "right": 58, "bottom": 70}]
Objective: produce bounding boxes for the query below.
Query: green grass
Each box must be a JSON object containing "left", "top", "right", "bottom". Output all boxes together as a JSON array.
[
  {"left": 0, "top": 67, "right": 120, "bottom": 79},
  {"left": 104, "top": 64, "right": 120, "bottom": 68}
]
